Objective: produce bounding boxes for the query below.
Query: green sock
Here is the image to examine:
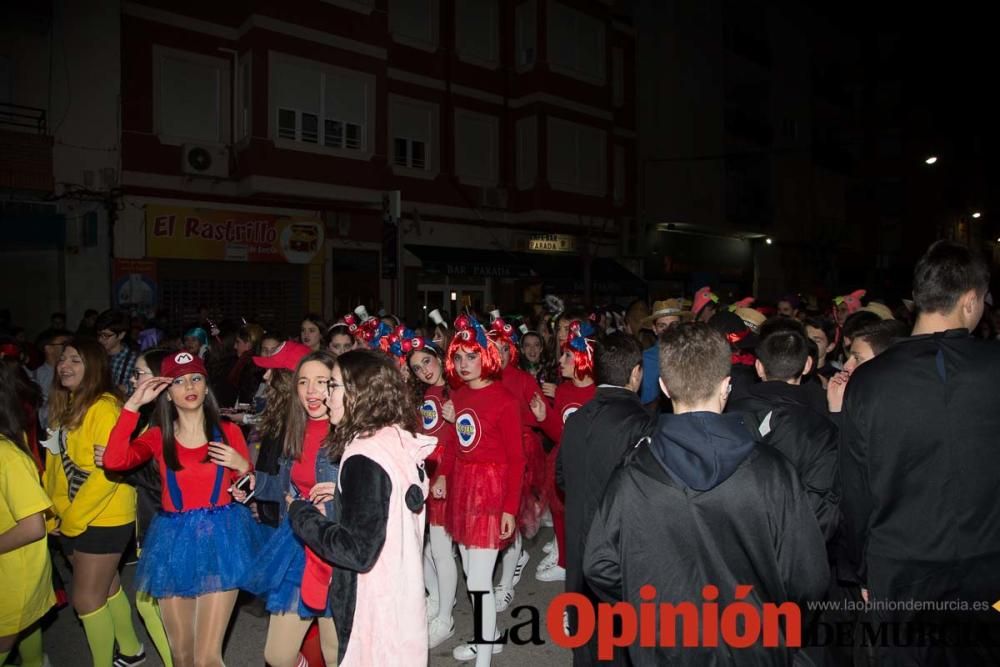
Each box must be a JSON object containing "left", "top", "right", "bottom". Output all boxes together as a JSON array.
[
  {"left": 17, "top": 626, "right": 44, "bottom": 667},
  {"left": 135, "top": 591, "right": 172, "bottom": 667},
  {"left": 107, "top": 587, "right": 142, "bottom": 657},
  {"left": 80, "top": 603, "right": 115, "bottom": 665}
]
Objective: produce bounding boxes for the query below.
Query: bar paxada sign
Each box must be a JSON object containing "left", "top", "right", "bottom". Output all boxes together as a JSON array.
[{"left": 145, "top": 205, "right": 324, "bottom": 264}]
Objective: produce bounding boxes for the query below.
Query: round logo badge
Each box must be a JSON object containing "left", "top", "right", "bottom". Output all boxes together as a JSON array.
[
  {"left": 562, "top": 403, "right": 582, "bottom": 423},
  {"left": 455, "top": 411, "right": 481, "bottom": 451},
  {"left": 421, "top": 398, "right": 440, "bottom": 431},
  {"left": 174, "top": 352, "right": 194, "bottom": 364}
]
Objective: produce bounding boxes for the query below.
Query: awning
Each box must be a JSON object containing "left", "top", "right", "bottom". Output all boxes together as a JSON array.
[
  {"left": 405, "top": 244, "right": 536, "bottom": 278},
  {"left": 406, "top": 244, "right": 646, "bottom": 296}
]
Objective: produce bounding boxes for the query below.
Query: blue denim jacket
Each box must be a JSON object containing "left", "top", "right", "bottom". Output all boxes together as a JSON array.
[{"left": 255, "top": 447, "right": 339, "bottom": 521}]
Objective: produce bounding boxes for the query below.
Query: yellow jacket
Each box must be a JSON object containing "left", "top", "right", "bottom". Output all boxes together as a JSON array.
[{"left": 44, "top": 393, "right": 136, "bottom": 537}]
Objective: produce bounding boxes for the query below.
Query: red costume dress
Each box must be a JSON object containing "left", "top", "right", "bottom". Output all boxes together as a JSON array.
[
  {"left": 419, "top": 384, "right": 457, "bottom": 527},
  {"left": 501, "top": 366, "right": 546, "bottom": 537}
]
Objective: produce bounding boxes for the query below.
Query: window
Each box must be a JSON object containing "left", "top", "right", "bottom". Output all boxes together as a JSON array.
[
  {"left": 389, "top": 0, "right": 438, "bottom": 51},
  {"left": 237, "top": 53, "right": 252, "bottom": 142},
  {"left": 515, "top": 1, "right": 537, "bottom": 72},
  {"left": 613, "top": 144, "right": 625, "bottom": 205},
  {"left": 516, "top": 116, "right": 537, "bottom": 190},
  {"left": 455, "top": 109, "right": 499, "bottom": 186},
  {"left": 547, "top": 117, "right": 606, "bottom": 196},
  {"left": 456, "top": 0, "right": 499, "bottom": 68},
  {"left": 388, "top": 94, "right": 438, "bottom": 177},
  {"left": 612, "top": 47, "right": 624, "bottom": 107},
  {"left": 548, "top": 2, "right": 606, "bottom": 85},
  {"left": 394, "top": 137, "right": 427, "bottom": 169},
  {"left": 154, "top": 47, "right": 231, "bottom": 144},
  {"left": 269, "top": 53, "right": 374, "bottom": 158}
]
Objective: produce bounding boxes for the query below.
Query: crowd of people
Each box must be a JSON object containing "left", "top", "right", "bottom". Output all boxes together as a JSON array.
[{"left": 0, "top": 239, "right": 998, "bottom": 667}]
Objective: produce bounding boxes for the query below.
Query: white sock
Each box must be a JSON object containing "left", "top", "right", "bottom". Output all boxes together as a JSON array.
[
  {"left": 498, "top": 531, "right": 522, "bottom": 590},
  {"left": 429, "top": 525, "right": 457, "bottom": 622},
  {"left": 424, "top": 539, "right": 439, "bottom": 612},
  {"left": 460, "top": 545, "right": 500, "bottom": 667}
]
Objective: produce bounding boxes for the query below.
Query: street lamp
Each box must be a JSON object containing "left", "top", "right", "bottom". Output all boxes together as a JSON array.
[
  {"left": 925, "top": 156, "right": 938, "bottom": 165},
  {"left": 972, "top": 212, "right": 982, "bottom": 219},
  {"left": 765, "top": 237, "right": 773, "bottom": 245}
]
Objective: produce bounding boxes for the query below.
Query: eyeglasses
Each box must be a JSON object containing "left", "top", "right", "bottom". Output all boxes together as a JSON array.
[
  {"left": 97, "top": 332, "right": 117, "bottom": 340},
  {"left": 132, "top": 368, "right": 152, "bottom": 379}
]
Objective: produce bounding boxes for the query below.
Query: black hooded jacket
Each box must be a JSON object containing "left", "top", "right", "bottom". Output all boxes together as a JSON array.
[
  {"left": 584, "top": 411, "right": 829, "bottom": 666},
  {"left": 727, "top": 381, "right": 840, "bottom": 543}
]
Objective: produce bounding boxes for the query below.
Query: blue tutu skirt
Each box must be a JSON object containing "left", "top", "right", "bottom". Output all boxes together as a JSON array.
[
  {"left": 244, "top": 519, "right": 332, "bottom": 617},
  {"left": 136, "top": 503, "right": 265, "bottom": 598}
]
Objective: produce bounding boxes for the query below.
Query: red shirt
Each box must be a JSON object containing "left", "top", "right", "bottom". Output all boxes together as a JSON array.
[
  {"left": 451, "top": 382, "right": 525, "bottom": 516},
  {"left": 105, "top": 408, "right": 251, "bottom": 512},
  {"left": 419, "top": 384, "right": 457, "bottom": 480},
  {"left": 501, "top": 365, "right": 544, "bottom": 449},
  {"left": 291, "top": 418, "right": 330, "bottom": 497},
  {"left": 539, "top": 381, "right": 597, "bottom": 445}
]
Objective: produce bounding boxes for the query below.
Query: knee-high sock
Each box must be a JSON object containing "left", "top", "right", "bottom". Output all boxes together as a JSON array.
[
  {"left": 424, "top": 539, "right": 439, "bottom": 610},
  {"left": 107, "top": 587, "right": 142, "bottom": 656},
  {"left": 462, "top": 546, "right": 500, "bottom": 667},
  {"left": 429, "top": 525, "right": 458, "bottom": 622},
  {"left": 553, "top": 508, "right": 567, "bottom": 568},
  {"left": 79, "top": 603, "right": 115, "bottom": 666},
  {"left": 135, "top": 590, "right": 173, "bottom": 667},
  {"left": 16, "top": 626, "right": 44, "bottom": 667},
  {"left": 499, "top": 531, "right": 522, "bottom": 590}
]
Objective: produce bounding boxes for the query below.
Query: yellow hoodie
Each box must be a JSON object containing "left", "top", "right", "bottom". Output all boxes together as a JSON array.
[{"left": 44, "top": 393, "right": 136, "bottom": 537}]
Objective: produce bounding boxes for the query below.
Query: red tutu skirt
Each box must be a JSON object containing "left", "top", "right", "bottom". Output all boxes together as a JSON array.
[
  {"left": 446, "top": 460, "right": 512, "bottom": 550},
  {"left": 426, "top": 496, "right": 447, "bottom": 527},
  {"left": 518, "top": 432, "right": 547, "bottom": 539},
  {"left": 545, "top": 445, "right": 565, "bottom": 515}
]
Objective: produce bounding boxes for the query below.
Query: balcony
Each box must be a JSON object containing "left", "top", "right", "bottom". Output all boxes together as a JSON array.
[{"left": 0, "top": 105, "right": 53, "bottom": 192}]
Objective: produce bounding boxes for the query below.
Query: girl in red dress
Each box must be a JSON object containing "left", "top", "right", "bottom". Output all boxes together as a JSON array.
[
  {"left": 403, "top": 336, "right": 459, "bottom": 649},
  {"left": 442, "top": 316, "right": 524, "bottom": 665},
  {"left": 529, "top": 320, "right": 597, "bottom": 583}
]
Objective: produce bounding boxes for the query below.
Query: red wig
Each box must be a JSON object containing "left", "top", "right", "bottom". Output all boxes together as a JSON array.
[
  {"left": 446, "top": 330, "right": 503, "bottom": 387},
  {"left": 562, "top": 320, "right": 595, "bottom": 382},
  {"left": 490, "top": 318, "right": 519, "bottom": 368}
]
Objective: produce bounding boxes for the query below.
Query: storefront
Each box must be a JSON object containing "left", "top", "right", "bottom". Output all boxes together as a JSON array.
[{"left": 129, "top": 204, "right": 326, "bottom": 333}]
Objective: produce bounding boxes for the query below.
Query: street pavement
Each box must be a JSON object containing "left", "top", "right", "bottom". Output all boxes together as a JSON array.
[{"left": 41, "top": 528, "right": 573, "bottom": 666}]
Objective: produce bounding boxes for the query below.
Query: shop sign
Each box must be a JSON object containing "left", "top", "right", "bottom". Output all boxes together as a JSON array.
[{"left": 146, "top": 205, "right": 324, "bottom": 264}]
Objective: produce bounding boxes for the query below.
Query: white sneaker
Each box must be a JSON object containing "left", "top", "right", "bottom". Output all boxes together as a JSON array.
[
  {"left": 541, "top": 538, "right": 555, "bottom": 554},
  {"left": 494, "top": 586, "right": 515, "bottom": 613},
  {"left": 511, "top": 550, "right": 530, "bottom": 588},
  {"left": 427, "top": 595, "right": 440, "bottom": 620},
  {"left": 428, "top": 616, "right": 455, "bottom": 649},
  {"left": 452, "top": 636, "right": 503, "bottom": 661},
  {"left": 536, "top": 549, "right": 558, "bottom": 572},
  {"left": 535, "top": 564, "right": 566, "bottom": 582}
]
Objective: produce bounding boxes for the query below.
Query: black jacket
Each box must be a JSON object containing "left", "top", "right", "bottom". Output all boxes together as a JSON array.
[
  {"left": 557, "top": 386, "right": 655, "bottom": 666},
  {"left": 288, "top": 455, "right": 391, "bottom": 664},
  {"left": 584, "top": 412, "right": 829, "bottom": 666},
  {"left": 840, "top": 331, "right": 1000, "bottom": 595},
  {"left": 727, "top": 381, "right": 840, "bottom": 543}
]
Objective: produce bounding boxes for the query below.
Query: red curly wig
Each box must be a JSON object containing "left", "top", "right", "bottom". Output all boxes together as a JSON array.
[
  {"left": 561, "top": 320, "right": 595, "bottom": 382},
  {"left": 446, "top": 331, "right": 503, "bottom": 387}
]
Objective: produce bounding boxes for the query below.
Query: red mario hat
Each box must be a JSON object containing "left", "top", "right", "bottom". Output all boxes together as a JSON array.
[
  {"left": 161, "top": 351, "right": 208, "bottom": 379},
  {"left": 252, "top": 340, "right": 311, "bottom": 371}
]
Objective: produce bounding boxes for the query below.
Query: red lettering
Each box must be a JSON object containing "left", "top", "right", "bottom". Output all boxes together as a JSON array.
[
  {"left": 702, "top": 584, "right": 720, "bottom": 648},
  {"left": 597, "top": 602, "right": 637, "bottom": 661},
  {"left": 184, "top": 217, "right": 200, "bottom": 237},
  {"left": 720, "top": 585, "right": 761, "bottom": 649},
  {"left": 659, "top": 601, "right": 700, "bottom": 647},
  {"left": 639, "top": 585, "right": 657, "bottom": 647},
  {"left": 152, "top": 216, "right": 171, "bottom": 236},
  {"left": 762, "top": 602, "right": 801, "bottom": 647},
  {"left": 547, "top": 593, "right": 593, "bottom": 650}
]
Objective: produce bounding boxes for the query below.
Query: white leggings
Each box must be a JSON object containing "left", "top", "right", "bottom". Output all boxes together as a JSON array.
[
  {"left": 498, "top": 531, "right": 523, "bottom": 591},
  {"left": 423, "top": 525, "right": 458, "bottom": 622},
  {"left": 458, "top": 545, "right": 500, "bottom": 667}
]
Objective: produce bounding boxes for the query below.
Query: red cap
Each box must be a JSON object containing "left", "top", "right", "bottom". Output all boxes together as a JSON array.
[
  {"left": 161, "top": 351, "right": 208, "bottom": 379},
  {"left": 253, "top": 340, "right": 311, "bottom": 371}
]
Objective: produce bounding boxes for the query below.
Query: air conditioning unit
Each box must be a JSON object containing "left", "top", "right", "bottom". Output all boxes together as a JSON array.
[
  {"left": 181, "top": 144, "right": 229, "bottom": 178},
  {"left": 478, "top": 187, "right": 509, "bottom": 209}
]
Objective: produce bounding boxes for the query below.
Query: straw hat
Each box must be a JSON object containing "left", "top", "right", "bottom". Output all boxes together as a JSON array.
[{"left": 641, "top": 298, "right": 693, "bottom": 329}]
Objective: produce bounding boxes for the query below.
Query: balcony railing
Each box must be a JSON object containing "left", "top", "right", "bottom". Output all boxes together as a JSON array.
[{"left": 0, "top": 103, "right": 47, "bottom": 134}]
